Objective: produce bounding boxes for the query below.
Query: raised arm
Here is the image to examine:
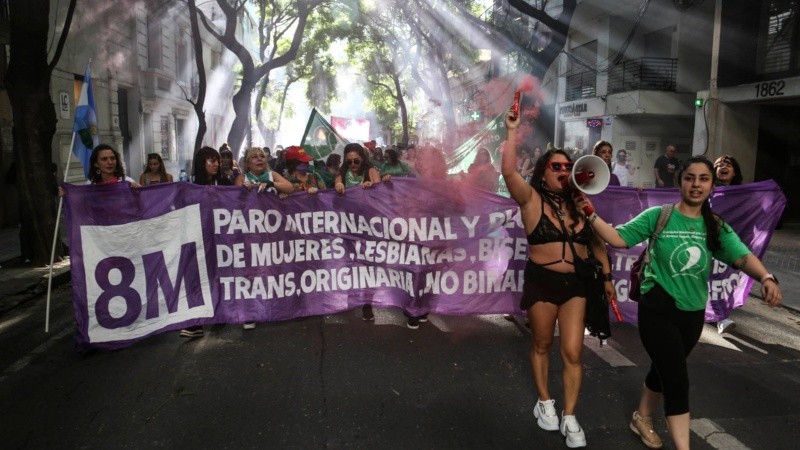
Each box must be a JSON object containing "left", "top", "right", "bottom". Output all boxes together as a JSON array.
[{"left": 502, "top": 110, "right": 533, "bottom": 207}]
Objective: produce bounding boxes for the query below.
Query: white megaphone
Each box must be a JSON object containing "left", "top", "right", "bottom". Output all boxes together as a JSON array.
[{"left": 569, "top": 155, "right": 610, "bottom": 195}]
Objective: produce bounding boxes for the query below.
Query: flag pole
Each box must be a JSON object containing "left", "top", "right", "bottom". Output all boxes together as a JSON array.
[
  {"left": 45, "top": 132, "right": 77, "bottom": 333},
  {"left": 46, "top": 58, "right": 94, "bottom": 332}
]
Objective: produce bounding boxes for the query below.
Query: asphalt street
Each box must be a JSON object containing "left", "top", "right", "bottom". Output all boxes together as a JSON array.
[{"left": 0, "top": 285, "right": 798, "bottom": 449}]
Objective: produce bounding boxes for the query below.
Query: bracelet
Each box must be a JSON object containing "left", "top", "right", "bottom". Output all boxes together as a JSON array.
[
  {"left": 587, "top": 213, "right": 598, "bottom": 225},
  {"left": 603, "top": 273, "right": 613, "bottom": 282}
]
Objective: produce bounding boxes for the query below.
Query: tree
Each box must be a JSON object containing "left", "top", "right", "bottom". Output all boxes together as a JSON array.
[
  {"left": 198, "top": 0, "right": 323, "bottom": 155},
  {"left": 5, "top": 0, "right": 76, "bottom": 264},
  {"left": 186, "top": 0, "right": 208, "bottom": 154},
  {"left": 253, "top": 3, "right": 341, "bottom": 148},
  {"left": 346, "top": 2, "right": 421, "bottom": 147},
  {"left": 504, "top": 0, "right": 578, "bottom": 79}
]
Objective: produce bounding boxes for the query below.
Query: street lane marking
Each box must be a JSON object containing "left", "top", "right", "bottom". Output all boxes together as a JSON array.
[
  {"left": 721, "top": 336, "right": 768, "bottom": 355},
  {"left": 698, "top": 325, "right": 743, "bottom": 351},
  {"left": 691, "top": 418, "right": 751, "bottom": 449},
  {"left": 584, "top": 337, "right": 636, "bottom": 367}
]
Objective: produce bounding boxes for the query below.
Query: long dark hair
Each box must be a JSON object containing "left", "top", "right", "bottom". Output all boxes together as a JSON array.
[
  {"left": 193, "top": 146, "right": 222, "bottom": 185},
  {"left": 678, "top": 156, "right": 722, "bottom": 251},
  {"left": 713, "top": 155, "right": 743, "bottom": 185},
  {"left": 145, "top": 153, "right": 169, "bottom": 182},
  {"left": 384, "top": 148, "right": 400, "bottom": 166},
  {"left": 89, "top": 144, "right": 126, "bottom": 184},
  {"left": 531, "top": 149, "right": 582, "bottom": 233},
  {"left": 339, "top": 143, "right": 372, "bottom": 176}
]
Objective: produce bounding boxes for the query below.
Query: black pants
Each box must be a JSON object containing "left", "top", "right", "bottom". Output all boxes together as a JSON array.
[{"left": 638, "top": 284, "right": 705, "bottom": 416}]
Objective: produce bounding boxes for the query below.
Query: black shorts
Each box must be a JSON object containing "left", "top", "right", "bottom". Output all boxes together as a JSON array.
[{"left": 520, "top": 260, "right": 587, "bottom": 310}]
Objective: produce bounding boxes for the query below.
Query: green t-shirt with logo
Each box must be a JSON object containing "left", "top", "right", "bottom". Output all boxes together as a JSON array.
[
  {"left": 380, "top": 161, "right": 412, "bottom": 177},
  {"left": 617, "top": 206, "right": 751, "bottom": 311}
]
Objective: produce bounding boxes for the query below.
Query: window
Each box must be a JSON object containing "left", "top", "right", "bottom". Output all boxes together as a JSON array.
[
  {"left": 160, "top": 115, "right": 170, "bottom": 160},
  {"left": 176, "top": 119, "right": 186, "bottom": 160},
  {"left": 566, "top": 40, "right": 597, "bottom": 100},
  {"left": 177, "top": 40, "right": 188, "bottom": 84},
  {"left": 147, "top": 14, "right": 162, "bottom": 69},
  {"left": 757, "top": 0, "right": 798, "bottom": 74}
]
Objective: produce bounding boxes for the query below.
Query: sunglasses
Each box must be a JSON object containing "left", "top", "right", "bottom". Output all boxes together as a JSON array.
[
  {"left": 346, "top": 158, "right": 361, "bottom": 165},
  {"left": 546, "top": 161, "right": 574, "bottom": 172},
  {"left": 714, "top": 160, "right": 732, "bottom": 169}
]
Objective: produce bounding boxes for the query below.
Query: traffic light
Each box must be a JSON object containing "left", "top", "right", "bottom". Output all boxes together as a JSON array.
[{"left": 694, "top": 98, "right": 704, "bottom": 108}]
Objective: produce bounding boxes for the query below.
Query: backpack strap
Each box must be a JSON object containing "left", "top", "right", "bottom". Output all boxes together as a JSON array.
[{"left": 641, "top": 204, "right": 674, "bottom": 270}]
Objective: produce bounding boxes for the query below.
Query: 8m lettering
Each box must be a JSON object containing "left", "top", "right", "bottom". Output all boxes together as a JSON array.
[{"left": 94, "top": 243, "right": 204, "bottom": 329}]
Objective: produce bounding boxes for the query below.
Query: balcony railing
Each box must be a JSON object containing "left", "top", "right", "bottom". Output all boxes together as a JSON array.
[
  {"left": 608, "top": 57, "right": 677, "bottom": 94},
  {"left": 565, "top": 70, "right": 596, "bottom": 101}
]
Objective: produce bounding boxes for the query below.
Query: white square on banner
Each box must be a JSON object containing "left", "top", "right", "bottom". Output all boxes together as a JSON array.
[{"left": 81, "top": 204, "right": 213, "bottom": 343}]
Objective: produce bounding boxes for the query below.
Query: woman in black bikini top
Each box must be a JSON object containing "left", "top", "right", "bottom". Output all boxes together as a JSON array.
[{"left": 501, "top": 106, "right": 614, "bottom": 448}]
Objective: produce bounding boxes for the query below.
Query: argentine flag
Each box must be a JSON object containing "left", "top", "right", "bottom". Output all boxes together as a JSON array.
[{"left": 72, "top": 64, "right": 98, "bottom": 179}]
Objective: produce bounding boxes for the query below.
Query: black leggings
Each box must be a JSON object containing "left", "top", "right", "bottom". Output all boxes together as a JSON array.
[{"left": 638, "top": 284, "right": 705, "bottom": 416}]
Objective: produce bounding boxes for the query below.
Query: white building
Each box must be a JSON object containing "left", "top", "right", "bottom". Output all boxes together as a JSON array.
[{"left": 48, "top": 0, "right": 238, "bottom": 183}]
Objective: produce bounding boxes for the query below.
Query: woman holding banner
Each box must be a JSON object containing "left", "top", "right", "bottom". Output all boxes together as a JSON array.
[
  {"left": 235, "top": 147, "right": 293, "bottom": 330},
  {"left": 88, "top": 144, "right": 137, "bottom": 186},
  {"left": 235, "top": 147, "right": 293, "bottom": 196},
  {"left": 335, "top": 143, "right": 385, "bottom": 321},
  {"left": 180, "top": 146, "right": 229, "bottom": 338},
  {"left": 503, "top": 111, "right": 614, "bottom": 448},
  {"left": 58, "top": 145, "right": 139, "bottom": 195},
  {"left": 577, "top": 157, "right": 782, "bottom": 450}
]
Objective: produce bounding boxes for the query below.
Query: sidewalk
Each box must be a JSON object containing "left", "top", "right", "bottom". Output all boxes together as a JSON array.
[
  {"left": 0, "top": 227, "right": 70, "bottom": 316},
  {"left": 760, "top": 227, "right": 800, "bottom": 311},
  {"left": 0, "top": 226, "right": 798, "bottom": 315}
]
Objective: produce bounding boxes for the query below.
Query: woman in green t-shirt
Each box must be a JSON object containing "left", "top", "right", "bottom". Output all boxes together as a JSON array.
[
  {"left": 334, "top": 143, "right": 386, "bottom": 322},
  {"left": 580, "top": 157, "right": 782, "bottom": 450},
  {"left": 379, "top": 148, "right": 413, "bottom": 178}
]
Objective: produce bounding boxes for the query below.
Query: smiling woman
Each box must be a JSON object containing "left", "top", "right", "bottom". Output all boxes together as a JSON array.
[
  {"left": 713, "top": 154, "right": 743, "bottom": 186},
  {"left": 579, "top": 156, "right": 783, "bottom": 449}
]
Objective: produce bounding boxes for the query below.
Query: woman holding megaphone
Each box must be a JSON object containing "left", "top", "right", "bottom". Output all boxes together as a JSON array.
[{"left": 502, "top": 108, "right": 614, "bottom": 448}]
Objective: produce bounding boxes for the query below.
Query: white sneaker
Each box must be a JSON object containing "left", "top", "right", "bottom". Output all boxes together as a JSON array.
[
  {"left": 717, "top": 318, "right": 735, "bottom": 334},
  {"left": 533, "top": 398, "right": 559, "bottom": 431},
  {"left": 242, "top": 322, "right": 256, "bottom": 330},
  {"left": 560, "top": 413, "right": 587, "bottom": 448}
]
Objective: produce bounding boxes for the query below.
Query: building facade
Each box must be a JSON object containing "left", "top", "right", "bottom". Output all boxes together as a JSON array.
[
  {"left": 550, "top": 0, "right": 714, "bottom": 187},
  {"left": 50, "top": 0, "right": 236, "bottom": 183},
  {"left": 0, "top": 0, "right": 238, "bottom": 226},
  {"left": 695, "top": 0, "right": 800, "bottom": 222}
]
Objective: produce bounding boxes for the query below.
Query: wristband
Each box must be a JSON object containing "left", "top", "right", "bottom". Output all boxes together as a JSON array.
[
  {"left": 603, "top": 273, "right": 613, "bottom": 282},
  {"left": 761, "top": 273, "right": 779, "bottom": 285},
  {"left": 587, "top": 213, "right": 598, "bottom": 225}
]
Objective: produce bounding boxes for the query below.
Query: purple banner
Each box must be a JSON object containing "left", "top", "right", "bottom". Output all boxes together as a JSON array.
[
  {"left": 64, "top": 179, "right": 528, "bottom": 350},
  {"left": 64, "top": 179, "right": 785, "bottom": 350}
]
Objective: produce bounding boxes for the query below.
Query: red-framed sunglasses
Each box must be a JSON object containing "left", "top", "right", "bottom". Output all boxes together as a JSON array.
[{"left": 546, "top": 161, "right": 574, "bottom": 172}]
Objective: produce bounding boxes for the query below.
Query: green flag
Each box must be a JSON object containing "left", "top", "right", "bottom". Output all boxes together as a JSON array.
[
  {"left": 300, "top": 108, "right": 349, "bottom": 160},
  {"left": 446, "top": 112, "right": 509, "bottom": 197}
]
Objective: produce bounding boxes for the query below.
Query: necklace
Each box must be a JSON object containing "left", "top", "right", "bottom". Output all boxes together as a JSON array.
[{"left": 541, "top": 189, "right": 568, "bottom": 218}]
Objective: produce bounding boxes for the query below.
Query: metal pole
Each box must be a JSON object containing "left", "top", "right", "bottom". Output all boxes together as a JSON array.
[{"left": 45, "top": 131, "right": 77, "bottom": 333}]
